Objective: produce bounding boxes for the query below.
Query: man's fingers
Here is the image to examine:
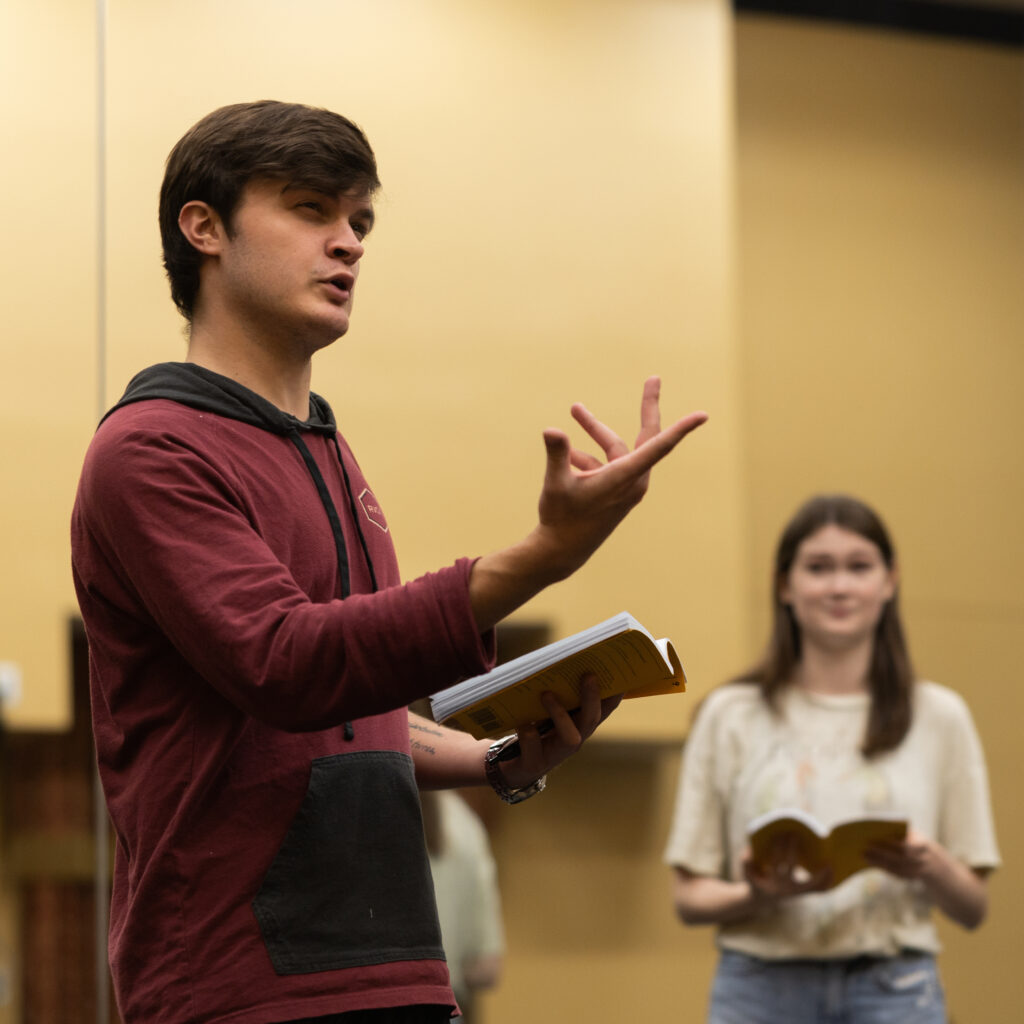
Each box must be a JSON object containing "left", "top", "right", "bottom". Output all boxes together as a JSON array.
[
  {"left": 636, "top": 375, "right": 663, "bottom": 447},
  {"left": 541, "top": 428, "right": 573, "bottom": 477},
  {"left": 538, "top": 692, "right": 584, "bottom": 749},
  {"left": 569, "top": 450, "right": 605, "bottom": 472},
  {"left": 567, "top": 404, "right": 707, "bottom": 474},
  {"left": 575, "top": 409, "right": 706, "bottom": 490},
  {"left": 598, "top": 691, "right": 623, "bottom": 724},
  {"left": 569, "top": 403, "right": 631, "bottom": 461},
  {"left": 564, "top": 676, "right": 606, "bottom": 740},
  {"left": 533, "top": 677, "right": 607, "bottom": 752},
  {"left": 632, "top": 410, "right": 708, "bottom": 470},
  {"left": 574, "top": 377, "right": 666, "bottom": 455}
]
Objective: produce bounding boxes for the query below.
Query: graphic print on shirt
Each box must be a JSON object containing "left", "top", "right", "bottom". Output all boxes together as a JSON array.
[{"left": 359, "top": 488, "right": 389, "bottom": 532}]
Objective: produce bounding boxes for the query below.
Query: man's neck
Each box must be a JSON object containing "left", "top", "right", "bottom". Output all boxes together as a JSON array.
[{"left": 185, "top": 325, "right": 314, "bottom": 420}]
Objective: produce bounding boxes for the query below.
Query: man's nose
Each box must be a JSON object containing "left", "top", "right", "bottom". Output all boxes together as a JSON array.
[{"left": 328, "top": 228, "right": 364, "bottom": 264}]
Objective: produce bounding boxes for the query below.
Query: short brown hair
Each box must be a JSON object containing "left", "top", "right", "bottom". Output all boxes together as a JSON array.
[{"left": 159, "top": 100, "right": 380, "bottom": 321}]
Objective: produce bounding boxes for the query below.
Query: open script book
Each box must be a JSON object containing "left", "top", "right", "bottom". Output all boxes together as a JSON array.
[
  {"left": 429, "top": 611, "right": 686, "bottom": 739},
  {"left": 747, "top": 808, "right": 909, "bottom": 889}
]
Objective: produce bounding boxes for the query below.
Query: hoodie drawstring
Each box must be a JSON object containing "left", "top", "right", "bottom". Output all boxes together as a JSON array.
[{"left": 287, "top": 429, "right": 378, "bottom": 743}]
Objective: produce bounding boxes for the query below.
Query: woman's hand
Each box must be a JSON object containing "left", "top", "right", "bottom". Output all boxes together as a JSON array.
[
  {"left": 742, "top": 835, "right": 833, "bottom": 902},
  {"left": 864, "top": 828, "right": 990, "bottom": 930},
  {"left": 863, "top": 827, "right": 939, "bottom": 880}
]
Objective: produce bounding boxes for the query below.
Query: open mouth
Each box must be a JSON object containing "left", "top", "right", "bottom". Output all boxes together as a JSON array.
[{"left": 323, "top": 275, "right": 354, "bottom": 300}]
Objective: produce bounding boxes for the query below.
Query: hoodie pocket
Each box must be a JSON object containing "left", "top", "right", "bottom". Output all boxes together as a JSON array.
[{"left": 252, "top": 750, "right": 444, "bottom": 975}]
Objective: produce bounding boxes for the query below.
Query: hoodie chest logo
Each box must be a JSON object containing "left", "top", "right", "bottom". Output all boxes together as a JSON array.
[{"left": 358, "top": 488, "right": 389, "bottom": 533}]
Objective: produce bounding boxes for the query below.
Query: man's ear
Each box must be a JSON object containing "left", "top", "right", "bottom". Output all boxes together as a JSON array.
[{"left": 178, "top": 201, "right": 226, "bottom": 255}]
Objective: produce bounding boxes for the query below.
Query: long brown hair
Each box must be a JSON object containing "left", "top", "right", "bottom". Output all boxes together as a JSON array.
[{"left": 737, "top": 494, "right": 915, "bottom": 757}]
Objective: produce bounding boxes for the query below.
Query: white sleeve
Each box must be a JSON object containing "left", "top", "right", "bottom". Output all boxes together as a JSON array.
[
  {"left": 937, "top": 689, "right": 1001, "bottom": 869},
  {"left": 663, "top": 692, "right": 730, "bottom": 877}
]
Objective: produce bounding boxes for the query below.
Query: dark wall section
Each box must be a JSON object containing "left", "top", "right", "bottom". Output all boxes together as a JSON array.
[{"left": 733, "top": 1, "right": 1024, "bottom": 47}]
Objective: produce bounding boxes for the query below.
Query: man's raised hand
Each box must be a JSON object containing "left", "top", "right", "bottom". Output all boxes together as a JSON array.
[
  {"left": 536, "top": 376, "right": 707, "bottom": 579},
  {"left": 469, "top": 377, "right": 706, "bottom": 630}
]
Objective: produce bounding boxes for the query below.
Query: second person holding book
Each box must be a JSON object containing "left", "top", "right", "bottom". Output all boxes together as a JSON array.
[{"left": 663, "top": 494, "right": 999, "bottom": 1024}]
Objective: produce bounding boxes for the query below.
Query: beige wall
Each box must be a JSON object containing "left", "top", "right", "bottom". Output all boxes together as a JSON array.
[
  {"left": 0, "top": 0, "right": 97, "bottom": 730},
  {"left": 2, "top": 2, "right": 1021, "bottom": 1023},
  {"left": 732, "top": 15, "right": 1024, "bottom": 1023}
]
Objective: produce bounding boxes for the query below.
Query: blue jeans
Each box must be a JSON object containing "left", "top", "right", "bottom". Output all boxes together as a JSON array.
[{"left": 709, "top": 950, "right": 947, "bottom": 1024}]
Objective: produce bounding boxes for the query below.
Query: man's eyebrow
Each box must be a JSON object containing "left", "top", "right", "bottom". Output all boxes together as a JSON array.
[{"left": 280, "top": 181, "right": 324, "bottom": 196}]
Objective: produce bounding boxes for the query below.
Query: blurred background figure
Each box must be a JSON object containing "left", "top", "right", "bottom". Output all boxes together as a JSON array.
[
  {"left": 664, "top": 494, "right": 999, "bottom": 1024},
  {"left": 421, "top": 789, "right": 505, "bottom": 1024}
]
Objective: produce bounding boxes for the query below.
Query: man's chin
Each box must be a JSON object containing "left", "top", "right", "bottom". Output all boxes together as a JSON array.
[{"left": 308, "top": 315, "right": 351, "bottom": 350}]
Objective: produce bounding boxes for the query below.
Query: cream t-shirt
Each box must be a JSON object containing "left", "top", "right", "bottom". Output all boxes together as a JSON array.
[
  {"left": 428, "top": 791, "right": 505, "bottom": 1005},
  {"left": 663, "top": 681, "right": 1000, "bottom": 959}
]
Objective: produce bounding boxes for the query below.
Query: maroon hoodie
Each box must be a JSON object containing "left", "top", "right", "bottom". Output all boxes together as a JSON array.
[{"left": 71, "top": 363, "right": 495, "bottom": 1023}]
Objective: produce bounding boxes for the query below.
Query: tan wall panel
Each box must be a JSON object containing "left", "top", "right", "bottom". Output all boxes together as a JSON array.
[
  {"left": 0, "top": 0, "right": 98, "bottom": 729},
  {"left": 912, "top": 611, "right": 1022, "bottom": 1019},
  {"left": 736, "top": 14, "right": 1023, "bottom": 1021}
]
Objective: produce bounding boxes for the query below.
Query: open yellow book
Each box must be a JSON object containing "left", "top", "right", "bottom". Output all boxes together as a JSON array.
[
  {"left": 747, "top": 808, "right": 909, "bottom": 889},
  {"left": 429, "top": 611, "right": 686, "bottom": 739}
]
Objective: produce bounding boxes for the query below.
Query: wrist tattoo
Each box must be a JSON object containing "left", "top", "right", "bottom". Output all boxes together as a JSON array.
[{"left": 409, "top": 719, "right": 443, "bottom": 737}]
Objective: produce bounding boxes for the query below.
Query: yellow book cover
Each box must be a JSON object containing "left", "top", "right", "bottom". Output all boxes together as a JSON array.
[
  {"left": 429, "top": 611, "right": 686, "bottom": 739},
  {"left": 747, "top": 809, "right": 909, "bottom": 888}
]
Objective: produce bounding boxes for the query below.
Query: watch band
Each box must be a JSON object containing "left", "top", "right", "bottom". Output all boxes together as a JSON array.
[{"left": 484, "top": 735, "right": 547, "bottom": 804}]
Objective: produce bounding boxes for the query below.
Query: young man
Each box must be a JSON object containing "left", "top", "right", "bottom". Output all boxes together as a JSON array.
[{"left": 71, "top": 101, "right": 707, "bottom": 1024}]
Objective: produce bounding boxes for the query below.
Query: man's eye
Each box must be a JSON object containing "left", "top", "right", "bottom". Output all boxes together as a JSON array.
[{"left": 297, "top": 201, "right": 323, "bottom": 213}]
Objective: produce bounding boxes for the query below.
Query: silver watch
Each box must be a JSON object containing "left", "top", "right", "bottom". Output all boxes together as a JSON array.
[{"left": 484, "top": 735, "right": 547, "bottom": 804}]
